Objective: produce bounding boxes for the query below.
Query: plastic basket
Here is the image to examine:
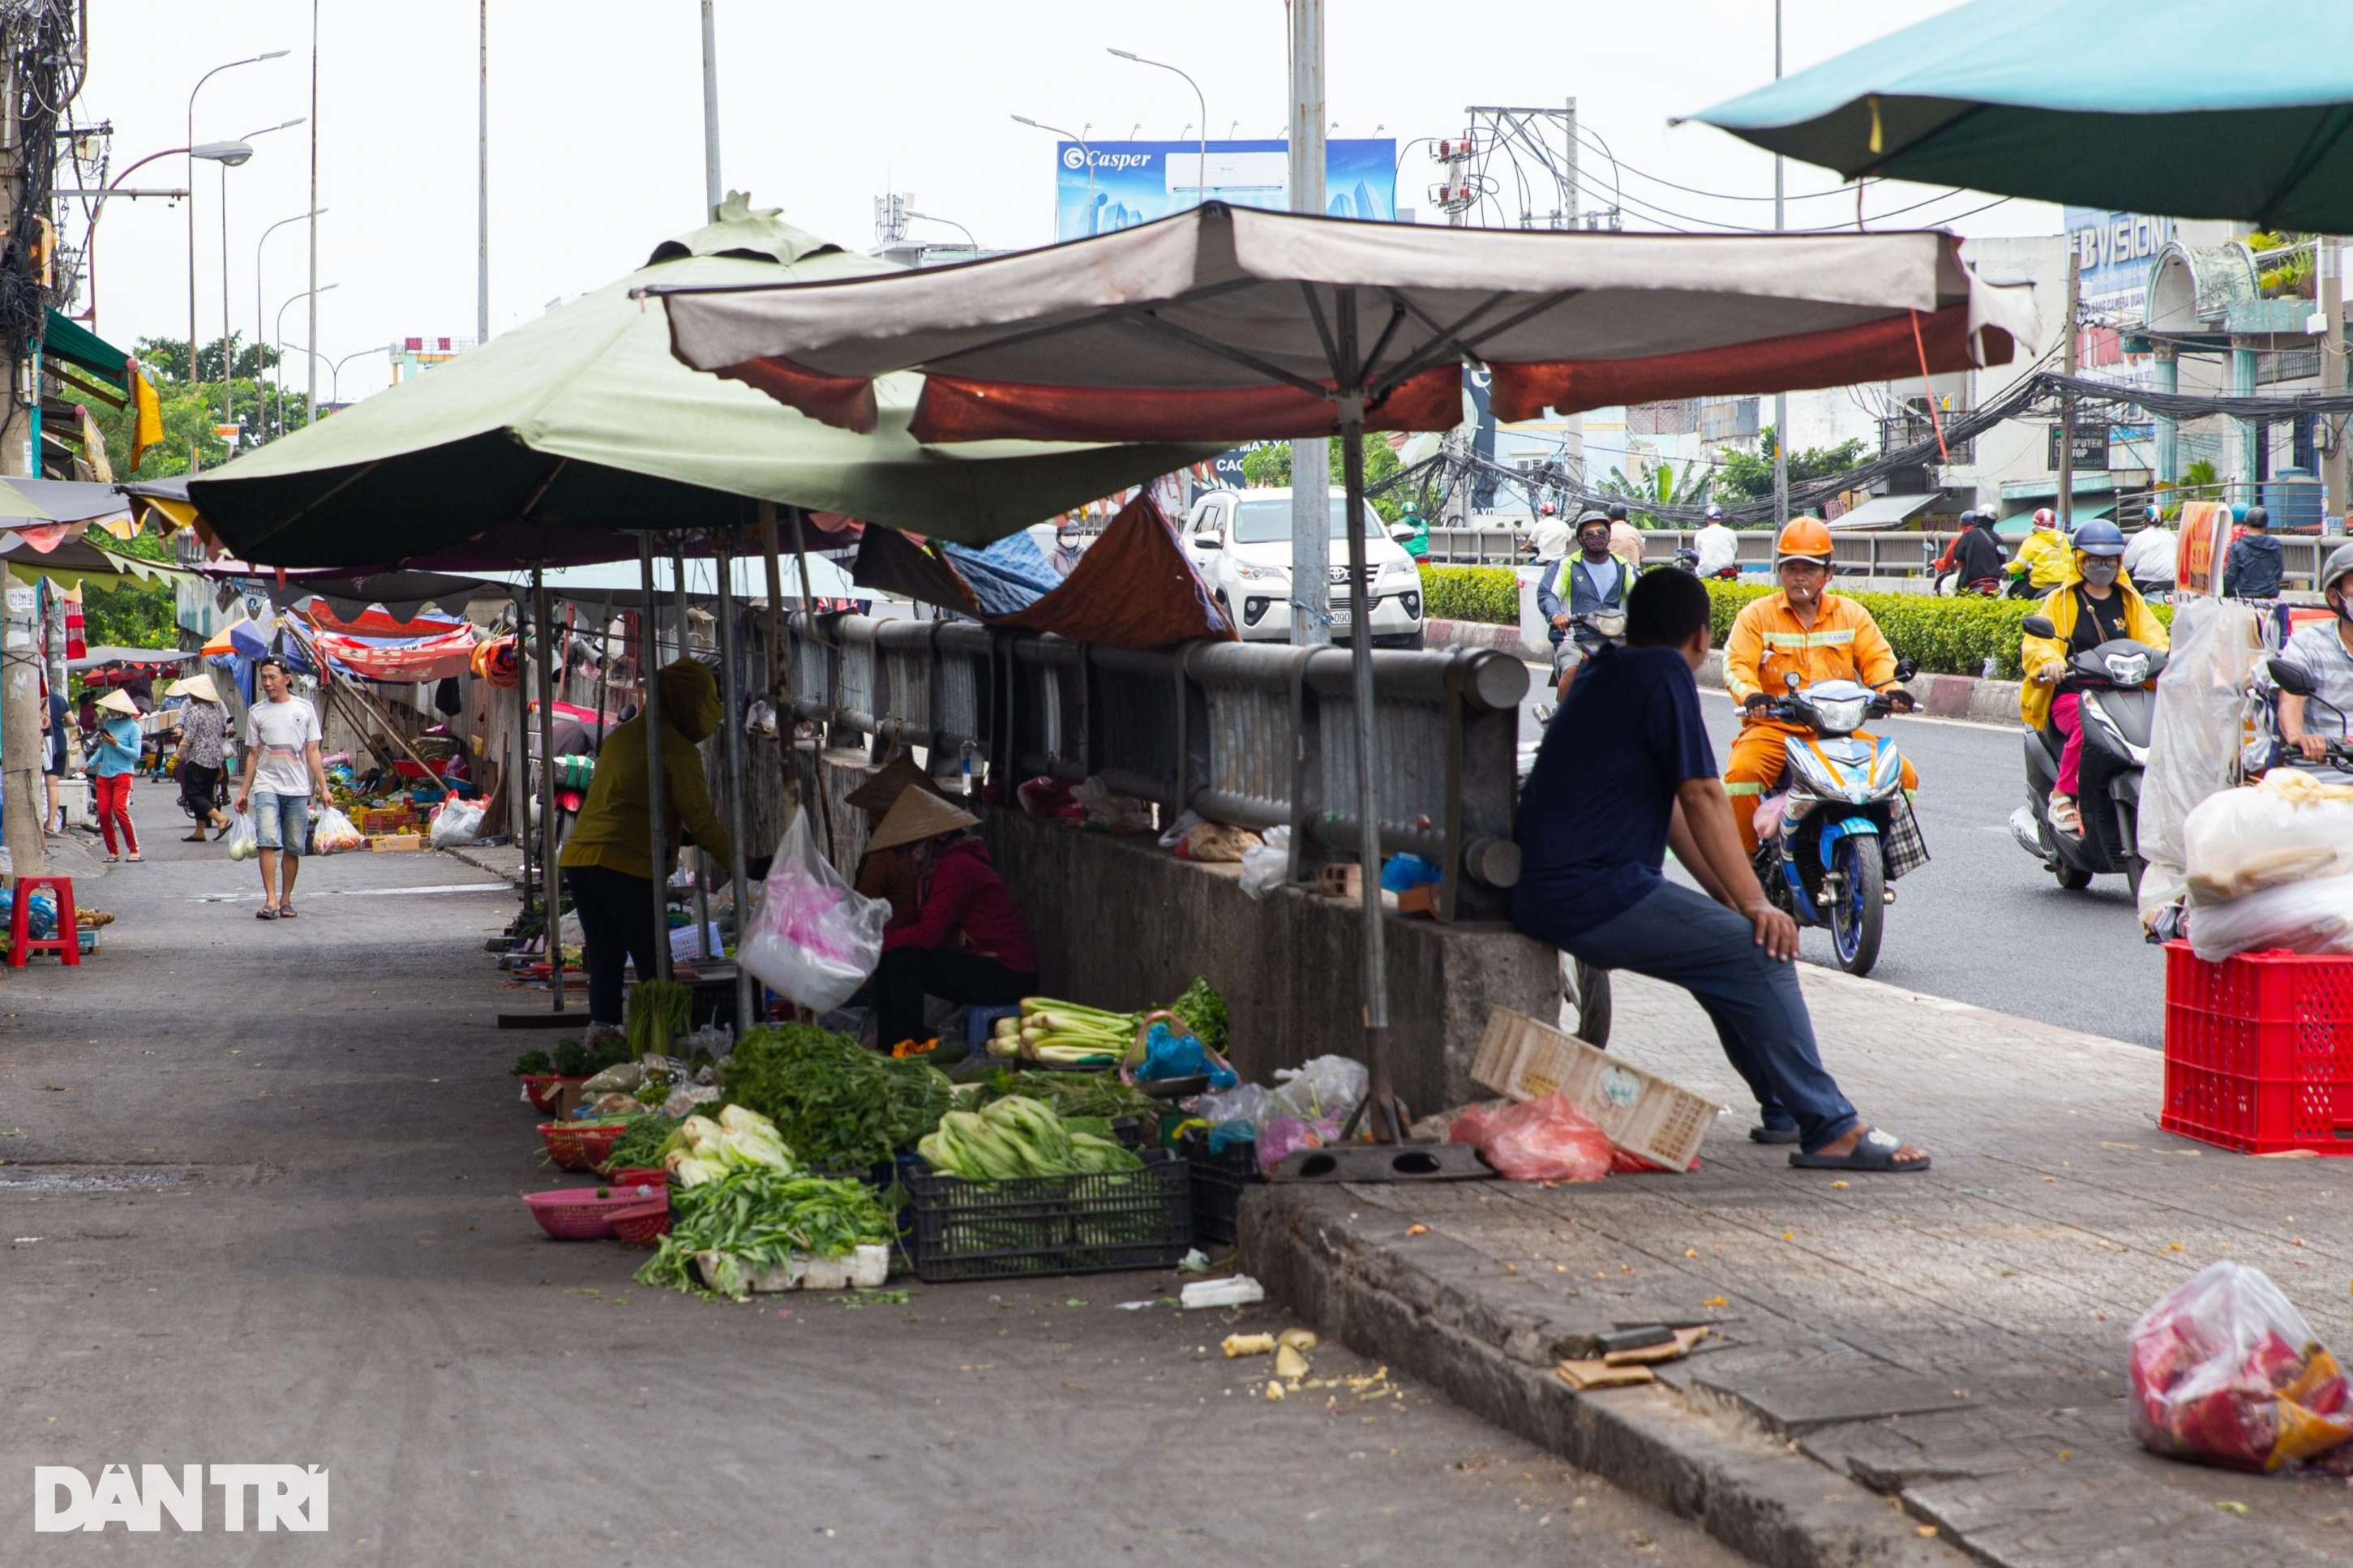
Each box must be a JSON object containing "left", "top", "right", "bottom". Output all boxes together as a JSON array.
[
  {"left": 906, "top": 1150, "right": 1190, "bottom": 1283},
  {"left": 599, "top": 1167, "right": 670, "bottom": 1195},
  {"left": 1178, "top": 1131, "right": 1260, "bottom": 1248},
  {"left": 609, "top": 1199, "right": 672, "bottom": 1246},
  {"left": 539, "top": 1120, "right": 631, "bottom": 1172},
  {"left": 516, "top": 1075, "right": 587, "bottom": 1113},
  {"left": 522, "top": 1187, "right": 654, "bottom": 1241},
  {"left": 2161, "top": 942, "right": 2353, "bottom": 1155}
]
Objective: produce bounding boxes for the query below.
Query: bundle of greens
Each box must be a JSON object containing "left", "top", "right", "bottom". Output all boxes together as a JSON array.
[
  {"left": 917, "top": 1095, "right": 1144, "bottom": 1180},
  {"left": 985, "top": 977, "right": 1230, "bottom": 1064},
  {"left": 971, "top": 1069, "right": 1162, "bottom": 1124},
  {"left": 1167, "top": 975, "right": 1229, "bottom": 1055},
  {"left": 633, "top": 1170, "right": 896, "bottom": 1297},
  {"left": 598, "top": 1112, "right": 682, "bottom": 1172},
  {"left": 659, "top": 1106, "right": 795, "bottom": 1187},
  {"left": 624, "top": 979, "right": 695, "bottom": 1060},
  {"left": 512, "top": 1035, "right": 635, "bottom": 1079},
  {"left": 718, "top": 1025, "right": 953, "bottom": 1173}
]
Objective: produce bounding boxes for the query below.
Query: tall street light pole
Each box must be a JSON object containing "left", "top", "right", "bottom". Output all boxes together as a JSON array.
[
  {"left": 328, "top": 344, "right": 389, "bottom": 407},
  {"left": 187, "top": 50, "right": 285, "bottom": 402},
  {"left": 257, "top": 208, "right": 323, "bottom": 438},
  {"left": 700, "top": 1, "right": 721, "bottom": 217},
  {"left": 276, "top": 282, "right": 336, "bottom": 433},
  {"left": 1772, "top": 1, "right": 1789, "bottom": 526},
  {"left": 1288, "top": 0, "right": 1330, "bottom": 647},
  {"left": 1012, "top": 115, "right": 1091, "bottom": 237},
  {"left": 307, "top": 1, "right": 322, "bottom": 425},
  {"left": 222, "top": 118, "right": 303, "bottom": 430},
  {"left": 478, "top": 0, "right": 489, "bottom": 345},
  {"left": 1108, "top": 48, "right": 1206, "bottom": 208}
]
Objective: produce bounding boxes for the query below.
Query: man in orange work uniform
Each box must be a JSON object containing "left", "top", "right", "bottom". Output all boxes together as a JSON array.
[{"left": 1722, "top": 518, "right": 1918, "bottom": 854}]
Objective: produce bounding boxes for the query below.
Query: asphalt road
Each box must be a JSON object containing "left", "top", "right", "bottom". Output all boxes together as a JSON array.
[
  {"left": 1519, "top": 670, "right": 2167, "bottom": 1049},
  {"left": 1, "top": 796, "right": 1745, "bottom": 1567}
]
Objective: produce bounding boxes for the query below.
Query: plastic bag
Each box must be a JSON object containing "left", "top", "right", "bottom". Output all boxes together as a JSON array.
[
  {"left": 2187, "top": 874, "right": 2353, "bottom": 962},
  {"left": 1253, "top": 1054, "right": 1369, "bottom": 1174},
  {"left": 738, "top": 809, "right": 889, "bottom": 1013},
  {"left": 1184, "top": 820, "right": 1261, "bottom": 863},
  {"left": 1073, "top": 775, "right": 1154, "bottom": 834},
  {"left": 2139, "top": 597, "right": 2265, "bottom": 930},
  {"left": 225, "top": 810, "right": 259, "bottom": 863},
  {"left": 1191, "top": 1082, "right": 1270, "bottom": 1155},
  {"left": 1449, "top": 1093, "right": 1614, "bottom": 1182},
  {"left": 311, "top": 806, "right": 366, "bottom": 855},
  {"left": 1239, "top": 825, "right": 1291, "bottom": 901},
  {"left": 2183, "top": 776, "right": 2353, "bottom": 904},
  {"left": 428, "top": 799, "right": 486, "bottom": 850},
  {"left": 2128, "top": 1261, "right": 2353, "bottom": 1472}
]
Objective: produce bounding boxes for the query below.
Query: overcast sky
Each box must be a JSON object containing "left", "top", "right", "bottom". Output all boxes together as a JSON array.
[{"left": 78, "top": 0, "right": 2056, "bottom": 405}]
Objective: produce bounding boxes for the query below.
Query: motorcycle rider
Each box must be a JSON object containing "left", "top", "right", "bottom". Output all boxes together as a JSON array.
[
  {"left": 1693, "top": 502, "right": 1739, "bottom": 578},
  {"left": 1722, "top": 517, "right": 1918, "bottom": 854},
  {"left": 2121, "top": 503, "right": 2178, "bottom": 596},
  {"left": 1538, "top": 510, "right": 1633, "bottom": 700},
  {"left": 2277, "top": 542, "right": 2353, "bottom": 762},
  {"left": 1941, "top": 508, "right": 2007, "bottom": 594},
  {"left": 2222, "top": 503, "right": 2283, "bottom": 599},
  {"left": 1527, "top": 500, "right": 1572, "bottom": 565},
  {"left": 2020, "top": 518, "right": 2170, "bottom": 838},
  {"left": 2005, "top": 507, "right": 2072, "bottom": 599},
  {"left": 1605, "top": 503, "right": 1647, "bottom": 575}
]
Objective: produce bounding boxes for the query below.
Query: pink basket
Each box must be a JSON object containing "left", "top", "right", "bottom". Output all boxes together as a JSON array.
[
  {"left": 610, "top": 1200, "right": 672, "bottom": 1246},
  {"left": 522, "top": 1186, "right": 658, "bottom": 1241}
]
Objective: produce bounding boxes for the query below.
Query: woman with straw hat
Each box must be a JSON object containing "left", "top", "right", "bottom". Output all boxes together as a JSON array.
[
  {"left": 167, "top": 671, "right": 233, "bottom": 842},
  {"left": 89, "top": 688, "right": 144, "bottom": 862},
  {"left": 866, "top": 786, "right": 1037, "bottom": 1053},
  {"left": 844, "top": 753, "right": 949, "bottom": 925}
]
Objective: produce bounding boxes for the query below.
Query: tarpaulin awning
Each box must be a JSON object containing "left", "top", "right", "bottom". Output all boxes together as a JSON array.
[
  {"left": 0, "top": 529, "right": 188, "bottom": 593},
  {"left": 1826, "top": 493, "right": 1942, "bottom": 529},
  {"left": 653, "top": 201, "right": 2040, "bottom": 438},
  {"left": 306, "top": 606, "right": 470, "bottom": 638},
  {"left": 309, "top": 624, "right": 482, "bottom": 683},
  {"left": 70, "top": 645, "right": 191, "bottom": 671},
  {"left": 44, "top": 311, "right": 132, "bottom": 397},
  {"left": 1682, "top": 0, "right": 2353, "bottom": 231}
]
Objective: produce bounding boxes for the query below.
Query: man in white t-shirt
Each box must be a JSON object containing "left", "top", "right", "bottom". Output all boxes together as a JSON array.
[
  {"left": 1527, "top": 502, "right": 1572, "bottom": 563},
  {"left": 234, "top": 657, "right": 331, "bottom": 921}
]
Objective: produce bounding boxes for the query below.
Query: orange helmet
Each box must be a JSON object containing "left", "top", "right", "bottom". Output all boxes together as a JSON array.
[{"left": 1773, "top": 517, "right": 1835, "bottom": 563}]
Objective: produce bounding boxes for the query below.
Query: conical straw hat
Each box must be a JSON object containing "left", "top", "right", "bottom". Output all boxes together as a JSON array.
[
  {"left": 863, "top": 784, "right": 979, "bottom": 853},
  {"left": 167, "top": 671, "right": 221, "bottom": 702},
  {"left": 845, "top": 752, "right": 947, "bottom": 814},
  {"left": 96, "top": 688, "right": 141, "bottom": 717}
]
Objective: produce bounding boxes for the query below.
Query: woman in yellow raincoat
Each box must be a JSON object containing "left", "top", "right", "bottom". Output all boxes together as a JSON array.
[{"left": 2019, "top": 519, "right": 2167, "bottom": 838}]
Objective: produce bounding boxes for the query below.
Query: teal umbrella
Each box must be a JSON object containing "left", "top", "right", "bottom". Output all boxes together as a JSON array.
[{"left": 1686, "top": 0, "right": 2353, "bottom": 230}]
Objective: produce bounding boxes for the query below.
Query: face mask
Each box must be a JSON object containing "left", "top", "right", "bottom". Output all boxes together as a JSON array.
[
  {"left": 2081, "top": 557, "right": 2120, "bottom": 586},
  {"left": 2334, "top": 590, "right": 2352, "bottom": 624}
]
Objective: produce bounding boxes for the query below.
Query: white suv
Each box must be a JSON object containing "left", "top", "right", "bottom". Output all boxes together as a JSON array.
[{"left": 1182, "top": 486, "right": 1425, "bottom": 647}]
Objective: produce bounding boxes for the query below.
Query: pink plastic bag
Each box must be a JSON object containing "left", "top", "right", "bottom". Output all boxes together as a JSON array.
[
  {"left": 2128, "top": 1262, "right": 2353, "bottom": 1473},
  {"left": 1450, "top": 1093, "right": 1613, "bottom": 1182}
]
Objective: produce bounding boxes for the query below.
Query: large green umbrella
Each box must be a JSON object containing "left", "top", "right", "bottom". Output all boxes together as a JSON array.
[
  {"left": 1685, "top": 0, "right": 2353, "bottom": 230},
  {"left": 187, "top": 195, "right": 1215, "bottom": 568}
]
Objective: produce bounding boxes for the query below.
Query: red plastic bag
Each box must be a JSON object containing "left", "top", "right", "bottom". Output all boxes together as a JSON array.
[
  {"left": 2127, "top": 1262, "right": 2353, "bottom": 1473},
  {"left": 1449, "top": 1093, "right": 1613, "bottom": 1182}
]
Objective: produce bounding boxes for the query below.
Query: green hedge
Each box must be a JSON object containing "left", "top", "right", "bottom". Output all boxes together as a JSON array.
[{"left": 1418, "top": 564, "right": 1519, "bottom": 625}]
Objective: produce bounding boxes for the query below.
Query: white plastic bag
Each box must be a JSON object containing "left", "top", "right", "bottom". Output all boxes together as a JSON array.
[
  {"left": 1239, "top": 825, "right": 1291, "bottom": 901},
  {"left": 2183, "top": 776, "right": 2353, "bottom": 904},
  {"left": 2139, "top": 597, "right": 2265, "bottom": 929},
  {"left": 2187, "top": 874, "right": 2353, "bottom": 962},
  {"left": 428, "top": 798, "right": 486, "bottom": 850},
  {"left": 738, "top": 809, "right": 889, "bottom": 1013},
  {"left": 311, "top": 805, "right": 366, "bottom": 855},
  {"left": 225, "top": 810, "right": 258, "bottom": 863}
]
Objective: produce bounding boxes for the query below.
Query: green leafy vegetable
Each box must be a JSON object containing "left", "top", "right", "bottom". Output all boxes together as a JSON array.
[
  {"left": 1167, "top": 975, "right": 1228, "bottom": 1056},
  {"left": 598, "top": 1113, "right": 681, "bottom": 1172},
  {"left": 624, "top": 979, "right": 695, "bottom": 1060},
  {"left": 509, "top": 1049, "right": 553, "bottom": 1078},
  {"left": 634, "top": 1170, "right": 897, "bottom": 1296},
  {"left": 718, "top": 1025, "right": 953, "bottom": 1173}
]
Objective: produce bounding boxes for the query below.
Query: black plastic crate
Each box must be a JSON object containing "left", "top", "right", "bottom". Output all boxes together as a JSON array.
[
  {"left": 906, "top": 1150, "right": 1191, "bottom": 1283},
  {"left": 1179, "top": 1132, "right": 1260, "bottom": 1248}
]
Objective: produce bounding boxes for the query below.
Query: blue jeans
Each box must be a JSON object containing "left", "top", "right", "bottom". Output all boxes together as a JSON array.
[
  {"left": 1519, "top": 880, "right": 1859, "bottom": 1154},
  {"left": 251, "top": 791, "right": 310, "bottom": 856}
]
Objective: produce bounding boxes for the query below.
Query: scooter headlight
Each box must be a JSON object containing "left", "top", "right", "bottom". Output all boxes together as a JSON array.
[
  {"left": 2103, "top": 651, "right": 2149, "bottom": 685},
  {"left": 1808, "top": 695, "right": 1868, "bottom": 735}
]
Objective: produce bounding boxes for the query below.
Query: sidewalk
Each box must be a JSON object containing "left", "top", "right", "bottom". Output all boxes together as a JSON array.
[{"left": 1244, "top": 966, "right": 2353, "bottom": 1568}]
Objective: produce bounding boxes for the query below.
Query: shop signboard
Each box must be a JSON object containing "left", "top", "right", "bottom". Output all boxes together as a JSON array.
[
  {"left": 1055, "top": 139, "right": 1399, "bottom": 240},
  {"left": 2047, "top": 424, "right": 2111, "bottom": 471}
]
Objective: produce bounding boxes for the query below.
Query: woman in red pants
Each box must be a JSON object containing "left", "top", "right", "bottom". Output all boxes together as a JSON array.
[{"left": 90, "top": 688, "right": 144, "bottom": 862}]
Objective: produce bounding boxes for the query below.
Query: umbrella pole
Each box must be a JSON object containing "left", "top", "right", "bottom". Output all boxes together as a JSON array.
[
  {"left": 592, "top": 593, "right": 613, "bottom": 748},
  {"left": 786, "top": 505, "right": 834, "bottom": 863},
  {"left": 533, "top": 568, "right": 567, "bottom": 1013},
  {"left": 638, "top": 534, "right": 671, "bottom": 984},
  {"left": 671, "top": 542, "right": 712, "bottom": 962},
  {"left": 1335, "top": 298, "right": 1402, "bottom": 1142},
  {"left": 713, "top": 532, "right": 756, "bottom": 1035},
  {"left": 757, "top": 500, "right": 783, "bottom": 713}
]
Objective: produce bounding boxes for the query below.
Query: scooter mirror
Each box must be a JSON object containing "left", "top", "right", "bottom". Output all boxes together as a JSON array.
[
  {"left": 2269, "top": 658, "right": 2317, "bottom": 698},
  {"left": 1784, "top": 671, "right": 1802, "bottom": 690},
  {"left": 2021, "top": 615, "right": 2058, "bottom": 640}
]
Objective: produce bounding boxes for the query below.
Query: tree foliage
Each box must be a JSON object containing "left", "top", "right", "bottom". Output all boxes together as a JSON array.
[
  {"left": 1597, "top": 457, "right": 1711, "bottom": 526},
  {"left": 88, "top": 335, "right": 311, "bottom": 479},
  {"left": 1712, "top": 426, "right": 1870, "bottom": 503},
  {"left": 1237, "top": 435, "right": 1410, "bottom": 521}
]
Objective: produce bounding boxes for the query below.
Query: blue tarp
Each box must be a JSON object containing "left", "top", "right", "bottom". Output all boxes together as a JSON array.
[{"left": 941, "top": 530, "right": 1061, "bottom": 619}]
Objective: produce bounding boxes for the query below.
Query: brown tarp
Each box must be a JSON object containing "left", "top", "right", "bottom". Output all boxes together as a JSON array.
[{"left": 999, "top": 493, "right": 1234, "bottom": 648}]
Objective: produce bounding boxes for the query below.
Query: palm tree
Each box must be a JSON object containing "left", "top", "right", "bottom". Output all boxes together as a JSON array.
[{"left": 1597, "top": 457, "right": 1712, "bottom": 527}]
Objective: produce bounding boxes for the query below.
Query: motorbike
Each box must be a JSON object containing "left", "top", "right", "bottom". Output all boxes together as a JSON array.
[
  {"left": 1750, "top": 663, "right": 1920, "bottom": 976},
  {"left": 2007, "top": 615, "right": 2167, "bottom": 898},
  {"left": 2262, "top": 657, "right": 2353, "bottom": 782}
]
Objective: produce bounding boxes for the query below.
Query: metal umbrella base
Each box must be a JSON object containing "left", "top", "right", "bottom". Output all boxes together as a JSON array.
[{"left": 1267, "top": 1142, "right": 1493, "bottom": 1183}]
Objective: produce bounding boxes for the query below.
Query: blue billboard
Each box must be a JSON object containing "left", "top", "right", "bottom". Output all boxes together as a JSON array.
[{"left": 1055, "top": 139, "right": 1399, "bottom": 240}]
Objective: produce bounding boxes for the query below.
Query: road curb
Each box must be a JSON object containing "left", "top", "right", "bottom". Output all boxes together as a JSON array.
[
  {"left": 1240, "top": 1185, "right": 1971, "bottom": 1568},
  {"left": 1426, "top": 616, "right": 2023, "bottom": 725}
]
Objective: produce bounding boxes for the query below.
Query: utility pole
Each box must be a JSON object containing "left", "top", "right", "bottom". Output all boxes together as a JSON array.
[
  {"left": 305, "top": 0, "right": 319, "bottom": 424},
  {"left": 1562, "top": 98, "right": 1578, "bottom": 228},
  {"left": 1772, "top": 0, "right": 1789, "bottom": 526},
  {"left": 1288, "top": 0, "right": 1330, "bottom": 647},
  {"left": 2058, "top": 251, "right": 2080, "bottom": 527},
  {"left": 477, "top": 0, "right": 489, "bottom": 345},
  {"left": 2322, "top": 238, "right": 2345, "bottom": 525},
  {"left": 700, "top": 2, "right": 721, "bottom": 218}
]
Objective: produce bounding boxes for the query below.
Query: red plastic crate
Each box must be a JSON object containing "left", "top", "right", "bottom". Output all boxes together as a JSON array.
[{"left": 2162, "top": 942, "right": 2353, "bottom": 1155}]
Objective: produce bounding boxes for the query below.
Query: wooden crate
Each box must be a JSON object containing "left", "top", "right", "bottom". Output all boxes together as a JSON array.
[{"left": 1470, "top": 1007, "right": 1721, "bottom": 1173}]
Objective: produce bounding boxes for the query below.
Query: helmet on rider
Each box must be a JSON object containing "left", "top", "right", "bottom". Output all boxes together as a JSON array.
[
  {"left": 1538, "top": 500, "right": 1556, "bottom": 516},
  {"left": 1774, "top": 516, "right": 1837, "bottom": 565},
  {"left": 1703, "top": 503, "right": 1726, "bottom": 524},
  {"left": 2322, "top": 540, "right": 2353, "bottom": 599},
  {"left": 2032, "top": 507, "right": 2058, "bottom": 530},
  {"left": 2244, "top": 504, "right": 2270, "bottom": 530},
  {"left": 1606, "top": 503, "right": 1629, "bottom": 522},
  {"left": 2071, "top": 520, "right": 2127, "bottom": 556}
]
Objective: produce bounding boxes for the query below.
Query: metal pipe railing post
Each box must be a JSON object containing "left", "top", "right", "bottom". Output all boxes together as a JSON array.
[
  {"left": 637, "top": 534, "right": 671, "bottom": 983},
  {"left": 713, "top": 536, "right": 756, "bottom": 1035},
  {"left": 672, "top": 542, "right": 711, "bottom": 961},
  {"left": 533, "top": 568, "right": 566, "bottom": 1012}
]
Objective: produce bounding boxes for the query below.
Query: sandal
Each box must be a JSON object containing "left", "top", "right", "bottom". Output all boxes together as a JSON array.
[
  {"left": 277, "top": 904, "right": 298, "bottom": 919},
  {"left": 1748, "top": 1125, "right": 1802, "bottom": 1145},
  {"left": 256, "top": 906, "right": 280, "bottom": 920},
  {"left": 1789, "top": 1128, "right": 1930, "bottom": 1172}
]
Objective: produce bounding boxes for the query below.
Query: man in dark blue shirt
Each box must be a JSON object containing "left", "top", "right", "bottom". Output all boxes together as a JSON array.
[{"left": 1511, "top": 568, "right": 1928, "bottom": 1172}]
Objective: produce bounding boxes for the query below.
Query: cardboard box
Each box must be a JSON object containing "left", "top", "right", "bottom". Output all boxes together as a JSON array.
[
  {"left": 370, "top": 833, "right": 424, "bottom": 852},
  {"left": 1470, "top": 1007, "right": 1721, "bottom": 1173}
]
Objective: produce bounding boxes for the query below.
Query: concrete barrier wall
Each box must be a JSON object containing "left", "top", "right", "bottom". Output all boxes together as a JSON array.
[{"left": 985, "top": 808, "right": 1557, "bottom": 1119}]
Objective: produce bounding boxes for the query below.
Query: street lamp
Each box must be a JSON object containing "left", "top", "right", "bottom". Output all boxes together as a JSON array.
[
  {"left": 326, "top": 344, "right": 390, "bottom": 407},
  {"left": 256, "top": 208, "right": 324, "bottom": 439},
  {"left": 1013, "top": 114, "right": 1092, "bottom": 238},
  {"left": 905, "top": 210, "right": 977, "bottom": 250},
  {"left": 218, "top": 118, "right": 305, "bottom": 423},
  {"left": 272, "top": 282, "right": 336, "bottom": 437},
  {"left": 1108, "top": 48, "right": 1207, "bottom": 208},
  {"left": 187, "top": 50, "right": 288, "bottom": 396},
  {"left": 65, "top": 147, "right": 195, "bottom": 330}
]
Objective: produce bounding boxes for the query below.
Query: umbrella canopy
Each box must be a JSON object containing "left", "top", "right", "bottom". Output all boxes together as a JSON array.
[
  {"left": 654, "top": 202, "right": 2038, "bottom": 439},
  {"left": 186, "top": 196, "right": 1216, "bottom": 568},
  {"left": 0, "top": 529, "right": 188, "bottom": 593},
  {"left": 1684, "top": 0, "right": 2353, "bottom": 230}
]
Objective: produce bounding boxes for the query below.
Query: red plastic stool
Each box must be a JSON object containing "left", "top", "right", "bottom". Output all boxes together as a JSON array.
[{"left": 8, "top": 875, "right": 79, "bottom": 966}]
